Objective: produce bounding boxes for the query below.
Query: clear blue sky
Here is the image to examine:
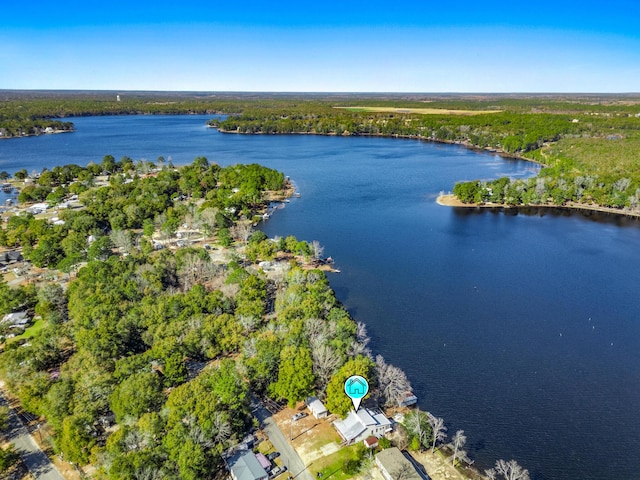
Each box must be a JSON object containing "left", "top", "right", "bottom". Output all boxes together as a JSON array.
[{"left": 1, "top": 0, "right": 639, "bottom": 92}]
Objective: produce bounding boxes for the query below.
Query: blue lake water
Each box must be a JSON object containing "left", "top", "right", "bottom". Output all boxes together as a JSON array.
[{"left": 1, "top": 115, "right": 639, "bottom": 480}]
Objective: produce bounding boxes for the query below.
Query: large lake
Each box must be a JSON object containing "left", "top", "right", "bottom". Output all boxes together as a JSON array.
[{"left": 1, "top": 115, "right": 639, "bottom": 480}]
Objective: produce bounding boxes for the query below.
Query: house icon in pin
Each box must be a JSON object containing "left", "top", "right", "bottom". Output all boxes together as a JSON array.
[{"left": 345, "top": 375, "right": 368, "bottom": 399}]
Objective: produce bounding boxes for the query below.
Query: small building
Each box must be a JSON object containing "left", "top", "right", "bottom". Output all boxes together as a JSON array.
[
  {"left": 1, "top": 311, "right": 30, "bottom": 328},
  {"left": 375, "top": 447, "right": 422, "bottom": 480},
  {"left": 306, "top": 396, "right": 328, "bottom": 419},
  {"left": 0, "top": 250, "right": 23, "bottom": 266},
  {"left": 364, "top": 436, "right": 379, "bottom": 449},
  {"left": 397, "top": 391, "right": 418, "bottom": 408},
  {"left": 333, "top": 408, "right": 392, "bottom": 444},
  {"left": 228, "top": 451, "right": 268, "bottom": 480}
]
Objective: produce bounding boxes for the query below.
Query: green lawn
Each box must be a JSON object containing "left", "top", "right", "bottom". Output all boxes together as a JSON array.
[
  {"left": 309, "top": 444, "right": 367, "bottom": 480},
  {"left": 6, "top": 318, "right": 45, "bottom": 344}
]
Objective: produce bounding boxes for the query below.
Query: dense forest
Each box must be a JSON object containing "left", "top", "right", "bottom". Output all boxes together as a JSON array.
[{"left": 0, "top": 158, "right": 414, "bottom": 478}]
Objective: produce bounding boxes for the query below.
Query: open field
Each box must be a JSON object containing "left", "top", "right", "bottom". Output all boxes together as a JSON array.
[{"left": 334, "top": 106, "right": 502, "bottom": 115}]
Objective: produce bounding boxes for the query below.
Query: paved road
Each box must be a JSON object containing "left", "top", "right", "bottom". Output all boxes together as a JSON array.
[
  {"left": 252, "top": 399, "right": 314, "bottom": 480},
  {"left": 0, "top": 391, "right": 65, "bottom": 480}
]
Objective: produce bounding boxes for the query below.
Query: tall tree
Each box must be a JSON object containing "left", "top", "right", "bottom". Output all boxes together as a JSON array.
[
  {"left": 325, "top": 356, "right": 375, "bottom": 417},
  {"left": 452, "top": 429, "right": 467, "bottom": 466},
  {"left": 270, "top": 345, "right": 315, "bottom": 407},
  {"left": 375, "top": 355, "right": 412, "bottom": 406},
  {"left": 430, "top": 416, "right": 447, "bottom": 453},
  {"left": 404, "top": 408, "right": 432, "bottom": 450},
  {"left": 485, "top": 459, "right": 530, "bottom": 480}
]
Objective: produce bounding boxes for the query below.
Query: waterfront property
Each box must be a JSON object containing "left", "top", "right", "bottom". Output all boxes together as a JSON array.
[
  {"left": 375, "top": 447, "right": 422, "bottom": 480},
  {"left": 333, "top": 408, "right": 392, "bottom": 444},
  {"left": 397, "top": 391, "right": 418, "bottom": 408}
]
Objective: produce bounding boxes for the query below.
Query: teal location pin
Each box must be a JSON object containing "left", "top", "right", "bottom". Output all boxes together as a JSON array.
[{"left": 344, "top": 375, "right": 369, "bottom": 412}]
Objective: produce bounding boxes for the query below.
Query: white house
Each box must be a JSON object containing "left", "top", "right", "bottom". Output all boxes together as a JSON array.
[
  {"left": 306, "top": 396, "right": 328, "bottom": 419},
  {"left": 333, "top": 408, "right": 392, "bottom": 444}
]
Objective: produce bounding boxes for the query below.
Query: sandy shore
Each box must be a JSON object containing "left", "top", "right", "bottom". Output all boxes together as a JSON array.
[{"left": 436, "top": 194, "right": 640, "bottom": 219}]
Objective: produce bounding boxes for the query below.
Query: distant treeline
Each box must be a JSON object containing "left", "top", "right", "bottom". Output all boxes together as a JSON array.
[{"left": 4, "top": 94, "right": 640, "bottom": 212}]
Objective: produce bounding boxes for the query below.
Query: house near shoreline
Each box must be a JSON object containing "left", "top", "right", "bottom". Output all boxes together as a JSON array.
[
  {"left": 397, "top": 391, "right": 418, "bottom": 407},
  {"left": 333, "top": 408, "right": 392, "bottom": 444},
  {"left": 375, "top": 447, "right": 423, "bottom": 480}
]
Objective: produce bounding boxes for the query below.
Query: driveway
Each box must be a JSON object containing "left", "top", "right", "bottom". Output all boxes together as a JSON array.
[
  {"left": 0, "top": 390, "right": 65, "bottom": 480},
  {"left": 252, "top": 399, "right": 314, "bottom": 480}
]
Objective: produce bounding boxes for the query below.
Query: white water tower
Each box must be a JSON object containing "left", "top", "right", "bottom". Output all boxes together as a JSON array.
[{"left": 116, "top": 95, "right": 121, "bottom": 102}]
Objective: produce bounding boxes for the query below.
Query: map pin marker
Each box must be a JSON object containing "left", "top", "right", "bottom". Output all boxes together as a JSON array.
[{"left": 344, "top": 375, "right": 369, "bottom": 412}]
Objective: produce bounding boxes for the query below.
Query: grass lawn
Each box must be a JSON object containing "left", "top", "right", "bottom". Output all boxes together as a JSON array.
[
  {"left": 6, "top": 318, "right": 45, "bottom": 344},
  {"left": 308, "top": 444, "right": 366, "bottom": 480}
]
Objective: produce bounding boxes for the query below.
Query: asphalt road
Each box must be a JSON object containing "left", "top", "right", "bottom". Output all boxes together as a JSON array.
[
  {"left": 252, "top": 399, "right": 314, "bottom": 480},
  {"left": 0, "top": 390, "right": 65, "bottom": 480}
]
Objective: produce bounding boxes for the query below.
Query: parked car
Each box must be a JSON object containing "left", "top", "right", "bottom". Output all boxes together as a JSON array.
[
  {"left": 269, "top": 466, "right": 287, "bottom": 478},
  {"left": 292, "top": 412, "right": 307, "bottom": 422},
  {"left": 267, "top": 451, "right": 280, "bottom": 461}
]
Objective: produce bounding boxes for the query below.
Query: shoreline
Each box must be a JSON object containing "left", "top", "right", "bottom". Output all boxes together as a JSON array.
[
  {"left": 436, "top": 194, "right": 640, "bottom": 219},
  {"left": 0, "top": 129, "right": 73, "bottom": 140},
  {"left": 215, "top": 127, "right": 545, "bottom": 166}
]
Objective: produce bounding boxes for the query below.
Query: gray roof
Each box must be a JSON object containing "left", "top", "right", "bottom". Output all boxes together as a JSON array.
[
  {"left": 1, "top": 311, "right": 30, "bottom": 327},
  {"left": 375, "top": 448, "right": 422, "bottom": 480},
  {"left": 229, "top": 451, "right": 268, "bottom": 480}
]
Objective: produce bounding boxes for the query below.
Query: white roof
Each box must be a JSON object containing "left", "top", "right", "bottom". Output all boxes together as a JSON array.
[
  {"left": 334, "top": 411, "right": 366, "bottom": 442},
  {"left": 357, "top": 408, "right": 376, "bottom": 426},
  {"left": 2, "top": 311, "right": 29, "bottom": 325},
  {"left": 306, "top": 396, "right": 327, "bottom": 414}
]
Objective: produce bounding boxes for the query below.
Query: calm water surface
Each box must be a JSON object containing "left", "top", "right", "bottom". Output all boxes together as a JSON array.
[{"left": 1, "top": 116, "right": 639, "bottom": 480}]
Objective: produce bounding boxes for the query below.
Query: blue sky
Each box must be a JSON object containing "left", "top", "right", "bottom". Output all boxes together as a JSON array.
[{"left": 1, "top": 1, "right": 639, "bottom": 92}]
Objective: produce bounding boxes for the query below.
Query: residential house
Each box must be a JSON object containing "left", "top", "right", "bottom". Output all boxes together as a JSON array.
[
  {"left": 333, "top": 408, "right": 392, "bottom": 444},
  {"left": 306, "top": 396, "right": 328, "bottom": 419},
  {"left": 375, "top": 447, "right": 423, "bottom": 480},
  {"left": 228, "top": 451, "right": 268, "bottom": 480},
  {"left": 0, "top": 250, "right": 23, "bottom": 267},
  {"left": 1, "top": 311, "right": 31, "bottom": 329}
]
